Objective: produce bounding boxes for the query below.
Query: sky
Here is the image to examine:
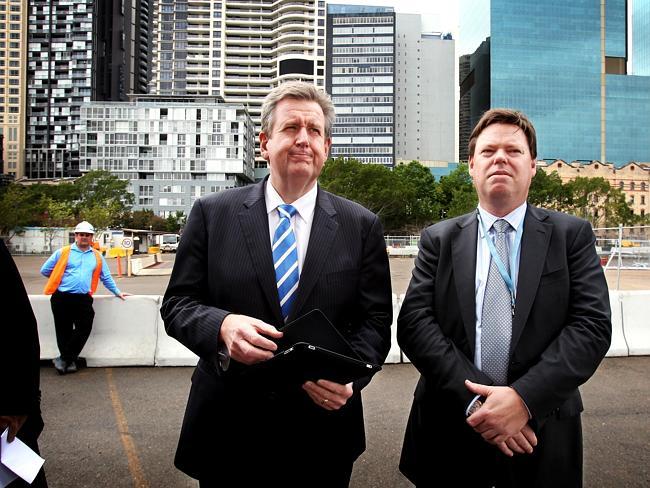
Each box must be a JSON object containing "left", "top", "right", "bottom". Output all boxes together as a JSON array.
[{"left": 327, "top": 0, "right": 460, "bottom": 37}]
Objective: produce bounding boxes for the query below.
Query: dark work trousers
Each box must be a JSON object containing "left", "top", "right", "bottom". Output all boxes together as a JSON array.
[{"left": 50, "top": 291, "right": 94, "bottom": 363}]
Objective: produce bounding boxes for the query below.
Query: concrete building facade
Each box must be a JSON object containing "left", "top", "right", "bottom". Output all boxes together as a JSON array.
[
  {"left": 26, "top": 0, "right": 151, "bottom": 179},
  {"left": 0, "top": 0, "right": 26, "bottom": 179},
  {"left": 79, "top": 96, "right": 255, "bottom": 217},
  {"left": 395, "top": 14, "right": 455, "bottom": 165},
  {"left": 150, "top": 0, "right": 327, "bottom": 169},
  {"left": 326, "top": 4, "right": 395, "bottom": 166}
]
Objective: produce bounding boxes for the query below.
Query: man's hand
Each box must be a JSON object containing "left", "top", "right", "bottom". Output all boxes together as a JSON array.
[
  {"left": 0, "top": 415, "right": 27, "bottom": 442},
  {"left": 116, "top": 293, "right": 130, "bottom": 301},
  {"left": 465, "top": 380, "right": 534, "bottom": 450},
  {"left": 496, "top": 424, "right": 538, "bottom": 457},
  {"left": 302, "top": 380, "right": 353, "bottom": 411},
  {"left": 219, "top": 314, "right": 282, "bottom": 365}
]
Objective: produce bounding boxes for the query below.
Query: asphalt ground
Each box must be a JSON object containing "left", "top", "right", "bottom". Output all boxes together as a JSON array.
[
  {"left": 11, "top": 254, "right": 650, "bottom": 487},
  {"left": 37, "top": 359, "right": 650, "bottom": 488}
]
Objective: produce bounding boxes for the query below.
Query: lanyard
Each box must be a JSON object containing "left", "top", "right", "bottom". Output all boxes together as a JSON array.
[{"left": 476, "top": 210, "right": 524, "bottom": 316}]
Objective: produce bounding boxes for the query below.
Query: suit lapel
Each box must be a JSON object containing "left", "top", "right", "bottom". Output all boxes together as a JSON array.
[
  {"left": 289, "top": 187, "right": 338, "bottom": 321},
  {"left": 510, "top": 205, "right": 552, "bottom": 352},
  {"left": 451, "top": 213, "right": 479, "bottom": 357},
  {"left": 238, "top": 179, "right": 284, "bottom": 325}
]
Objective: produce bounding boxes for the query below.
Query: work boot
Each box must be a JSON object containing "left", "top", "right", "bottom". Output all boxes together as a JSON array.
[
  {"left": 53, "top": 356, "right": 67, "bottom": 375},
  {"left": 66, "top": 361, "right": 78, "bottom": 374}
]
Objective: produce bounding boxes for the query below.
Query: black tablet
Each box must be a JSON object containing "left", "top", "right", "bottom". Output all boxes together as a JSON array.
[
  {"left": 247, "top": 342, "right": 381, "bottom": 386},
  {"left": 276, "top": 309, "right": 361, "bottom": 359}
]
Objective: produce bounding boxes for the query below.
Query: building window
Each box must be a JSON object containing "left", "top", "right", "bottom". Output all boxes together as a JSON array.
[
  {"left": 631, "top": 182, "right": 635, "bottom": 191},
  {"left": 619, "top": 181, "right": 624, "bottom": 190}
]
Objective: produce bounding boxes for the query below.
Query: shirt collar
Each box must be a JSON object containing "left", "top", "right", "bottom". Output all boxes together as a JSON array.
[
  {"left": 265, "top": 181, "right": 318, "bottom": 223},
  {"left": 477, "top": 201, "right": 527, "bottom": 233}
]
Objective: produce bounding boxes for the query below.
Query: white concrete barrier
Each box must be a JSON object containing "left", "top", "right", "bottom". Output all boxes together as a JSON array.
[
  {"left": 32, "top": 295, "right": 160, "bottom": 366},
  {"left": 131, "top": 254, "right": 160, "bottom": 275},
  {"left": 30, "top": 289, "right": 648, "bottom": 368},
  {"left": 385, "top": 293, "right": 401, "bottom": 364},
  {"left": 154, "top": 309, "right": 199, "bottom": 366},
  {"left": 606, "top": 291, "right": 629, "bottom": 357},
  {"left": 31, "top": 295, "right": 60, "bottom": 359},
  {"left": 620, "top": 291, "right": 650, "bottom": 356},
  {"left": 387, "top": 246, "right": 418, "bottom": 257}
]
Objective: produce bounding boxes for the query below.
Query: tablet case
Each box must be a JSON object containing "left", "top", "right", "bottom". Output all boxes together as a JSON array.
[{"left": 246, "top": 309, "right": 381, "bottom": 386}]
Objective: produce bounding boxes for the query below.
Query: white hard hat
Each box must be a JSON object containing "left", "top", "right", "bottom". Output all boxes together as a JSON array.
[{"left": 74, "top": 221, "right": 95, "bottom": 234}]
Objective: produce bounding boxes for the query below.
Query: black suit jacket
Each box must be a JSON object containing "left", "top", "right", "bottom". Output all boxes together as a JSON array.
[
  {"left": 0, "top": 240, "right": 44, "bottom": 452},
  {"left": 160, "top": 179, "right": 392, "bottom": 479},
  {"left": 397, "top": 206, "right": 611, "bottom": 487}
]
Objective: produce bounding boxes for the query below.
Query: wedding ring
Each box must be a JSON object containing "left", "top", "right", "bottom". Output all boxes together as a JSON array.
[{"left": 322, "top": 398, "right": 329, "bottom": 404}]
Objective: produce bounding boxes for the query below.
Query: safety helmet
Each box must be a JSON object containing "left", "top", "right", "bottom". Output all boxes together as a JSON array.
[{"left": 74, "top": 221, "right": 95, "bottom": 234}]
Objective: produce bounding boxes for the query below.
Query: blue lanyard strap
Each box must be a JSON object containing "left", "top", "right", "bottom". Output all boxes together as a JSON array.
[{"left": 476, "top": 210, "right": 524, "bottom": 315}]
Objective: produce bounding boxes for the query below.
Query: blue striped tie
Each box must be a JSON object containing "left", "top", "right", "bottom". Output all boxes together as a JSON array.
[{"left": 273, "top": 204, "right": 299, "bottom": 321}]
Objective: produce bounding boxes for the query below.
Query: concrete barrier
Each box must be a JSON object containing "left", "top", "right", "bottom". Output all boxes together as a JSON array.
[
  {"left": 154, "top": 309, "right": 199, "bottom": 366},
  {"left": 606, "top": 291, "right": 629, "bottom": 357},
  {"left": 30, "top": 289, "right": 648, "bottom": 368},
  {"left": 385, "top": 293, "right": 401, "bottom": 364},
  {"left": 387, "top": 246, "right": 418, "bottom": 257},
  {"left": 131, "top": 253, "right": 160, "bottom": 275},
  {"left": 32, "top": 295, "right": 160, "bottom": 366},
  {"left": 620, "top": 291, "right": 650, "bottom": 356}
]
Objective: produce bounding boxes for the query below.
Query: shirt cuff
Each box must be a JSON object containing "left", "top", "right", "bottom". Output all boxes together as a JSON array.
[
  {"left": 465, "top": 394, "right": 483, "bottom": 417},
  {"left": 218, "top": 342, "right": 231, "bottom": 372}
]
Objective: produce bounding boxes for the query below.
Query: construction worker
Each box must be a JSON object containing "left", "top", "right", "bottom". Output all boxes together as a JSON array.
[{"left": 41, "top": 221, "right": 127, "bottom": 375}]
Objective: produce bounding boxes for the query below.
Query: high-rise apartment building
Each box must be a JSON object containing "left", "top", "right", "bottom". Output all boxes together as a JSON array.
[
  {"left": 326, "top": 4, "right": 395, "bottom": 166},
  {"left": 79, "top": 96, "right": 255, "bottom": 217},
  {"left": 150, "top": 0, "right": 327, "bottom": 169},
  {"left": 0, "top": 0, "right": 27, "bottom": 178},
  {"left": 395, "top": 14, "right": 455, "bottom": 165},
  {"left": 26, "top": 0, "right": 151, "bottom": 179},
  {"left": 459, "top": 0, "right": 650, "bottom": 166}
]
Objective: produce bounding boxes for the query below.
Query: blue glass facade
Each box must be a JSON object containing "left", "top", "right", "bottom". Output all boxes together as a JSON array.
[
  {"left": 459, "top": 0, "right": 650, "bottom": 166},
  {"left": 634, "top": 0, "right": 650, "bottom": 75}
]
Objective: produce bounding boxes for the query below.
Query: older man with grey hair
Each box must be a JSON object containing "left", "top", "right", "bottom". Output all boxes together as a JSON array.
[{"left": 161, "top": 81, "right": 392, "bottom": 487}]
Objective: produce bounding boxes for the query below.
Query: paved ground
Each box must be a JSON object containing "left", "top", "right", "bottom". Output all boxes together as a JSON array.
[
  {"left": 37, "top": 358, "right": 650, "bottom": 487},
  {"left": 13, "top": 255, "right": 650, "bottom": 296}
]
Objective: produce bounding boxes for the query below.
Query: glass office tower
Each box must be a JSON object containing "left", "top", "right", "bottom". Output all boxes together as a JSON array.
[{"left": 459, "top": 0, "right": 650, "bottom": 166}]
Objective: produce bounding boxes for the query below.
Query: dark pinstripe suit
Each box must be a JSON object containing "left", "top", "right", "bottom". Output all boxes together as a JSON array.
[{"left": 160, "top": 178, "right": 392, "bottom": 482}]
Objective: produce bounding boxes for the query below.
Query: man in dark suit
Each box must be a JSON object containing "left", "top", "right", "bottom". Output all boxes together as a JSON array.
[
  {"left": 161, "top": 81, "right": 392, "bottom": 487},
  {"left": 397, "top": 108, "right": 611, "bottom": 487},
  {"left": 0, "top": 240, "right": 48, "bottom": 487}
]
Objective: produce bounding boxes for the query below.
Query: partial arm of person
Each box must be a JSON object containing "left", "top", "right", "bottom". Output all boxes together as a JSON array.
[
  {"left": 99, "top": 255, "right": 127, "bottom": 299},
  {"left": 160, "top": 199, "right": 280, "bottom": 367},
  {"left": 0, "top": 241, "right": 40, "bottom": 442},
  {"left": 345, "top": 214, "right": 393, "bottom": 388},
  {"left": 40, "top": 248, "right": 61, "bottom": 277},
  {"left": 397, "top": 227, "right": 494, "bottom": 414},
  {"left": 510, "top": 220, "right": 611, "bottom": 419}
]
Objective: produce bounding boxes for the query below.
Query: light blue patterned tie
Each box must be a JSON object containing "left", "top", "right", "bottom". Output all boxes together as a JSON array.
[
  {"left": 272, "top": 204, "right": 299, "bottom": 321},
  {"left": 481, "top": 219, "right": 512, "bottom": 385}
]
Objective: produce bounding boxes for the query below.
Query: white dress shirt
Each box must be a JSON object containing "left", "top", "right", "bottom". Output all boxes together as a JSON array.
[
  {"left": 473, "top": 202, "right": 527, "bottom": 369},
  {"left": 265, "top": 180, "right": 317, "bottom": 273}
]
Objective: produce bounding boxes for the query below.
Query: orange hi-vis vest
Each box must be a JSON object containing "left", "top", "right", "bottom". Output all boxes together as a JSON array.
[{"left": 43, "top": 245, "right": 103, "bottom": 296}]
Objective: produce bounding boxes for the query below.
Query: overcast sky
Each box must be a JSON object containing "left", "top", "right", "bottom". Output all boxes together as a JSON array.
[{"left": 327, "top": 0, "right": 459, "bottom": 37}]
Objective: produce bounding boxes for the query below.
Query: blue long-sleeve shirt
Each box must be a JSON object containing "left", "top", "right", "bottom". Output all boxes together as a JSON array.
[{"left": 40, "top": 243, "right": 121, "bottom": 296}]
